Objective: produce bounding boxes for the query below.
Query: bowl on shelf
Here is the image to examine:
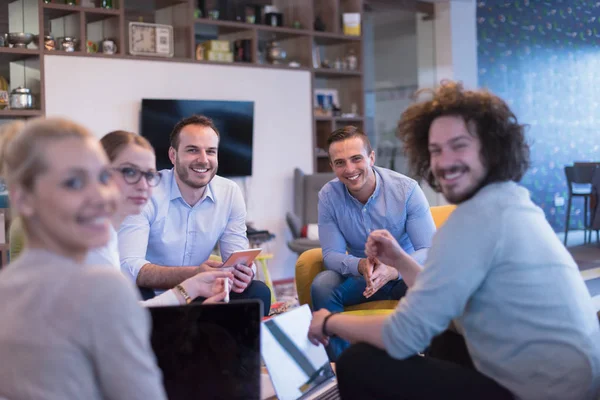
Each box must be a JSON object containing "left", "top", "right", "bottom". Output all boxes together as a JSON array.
[{"left": 7, "top": 32, "right": 34, "bottom": 48}]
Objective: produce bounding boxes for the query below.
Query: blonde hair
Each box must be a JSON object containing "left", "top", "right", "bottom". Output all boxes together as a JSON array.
[{"left": 0, "top": 117, "right": 93, "bottom": 190}]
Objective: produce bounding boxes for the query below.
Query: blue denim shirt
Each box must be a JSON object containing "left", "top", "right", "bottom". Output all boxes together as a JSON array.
[{"left": 318, "top": 166, "right": 435, "bottom": 276}]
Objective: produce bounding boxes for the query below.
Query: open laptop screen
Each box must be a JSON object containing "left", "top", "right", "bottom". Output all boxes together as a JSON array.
[
  {"left": 150, "top": 301, "right": 262, "bottom": 400},
  {"left": 261, "top": 305, "right": 335, "bottom": 400}
]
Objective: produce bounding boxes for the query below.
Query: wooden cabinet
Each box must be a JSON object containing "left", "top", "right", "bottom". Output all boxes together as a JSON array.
[{"left": 0, "top": 0, "right": 365, "bottom": 172}]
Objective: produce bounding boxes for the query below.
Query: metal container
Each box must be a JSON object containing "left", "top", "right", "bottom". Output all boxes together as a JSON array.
[
  {"left": 7, "top": 32, "right": 33, "bottom": 48},
  {"left": 9, "top": 87, "right": 33, "bottom": 109}
]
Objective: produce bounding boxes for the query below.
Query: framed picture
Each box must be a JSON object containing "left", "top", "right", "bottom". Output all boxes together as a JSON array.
[{"left": 314, "top": 88, "right": 339, "bottom": 110}]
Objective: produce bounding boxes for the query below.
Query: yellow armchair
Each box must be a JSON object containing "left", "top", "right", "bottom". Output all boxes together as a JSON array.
[{"left": 295, "top": 204, "right": 456, "bottom": 310}]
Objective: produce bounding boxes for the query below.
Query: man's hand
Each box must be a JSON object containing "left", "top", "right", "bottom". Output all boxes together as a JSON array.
[
  {"left": 365, "top": 229, "right": 406, "bottom": 267},
  {"left": 231, "top": 264, "right": 254, "bottom": 293},
  {"left": 196, "top": 259, "right": 226, "bottom": 273},
  {"left": 308, "top": 309, "right": 332, "bottom": 346},
  {"left": 358, "top": 258, "right": 375, "bottom": 290},
  {"left": 363, "top": 261, "right": 398, "bottom": 298}
]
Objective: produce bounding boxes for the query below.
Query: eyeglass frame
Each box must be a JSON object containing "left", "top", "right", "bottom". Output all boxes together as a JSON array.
[{"left": 111, "top": 166, "right": 162, "bottom": 187}]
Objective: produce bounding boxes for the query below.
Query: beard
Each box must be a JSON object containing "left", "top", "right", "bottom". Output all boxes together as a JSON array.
[
  {"left": 435, "top": 165, "right": 487, "bottom": 205},
  {"left": 174, "top": 156, "right": 216, "bottom": 189}
]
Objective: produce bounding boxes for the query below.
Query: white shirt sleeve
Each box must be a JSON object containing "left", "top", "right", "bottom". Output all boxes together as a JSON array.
[
  {"left": 139, "top": 290, "right": 180, "bottom": 307},
  {"left": 119, "top": 207, "right": 153, "bottom": 284}
]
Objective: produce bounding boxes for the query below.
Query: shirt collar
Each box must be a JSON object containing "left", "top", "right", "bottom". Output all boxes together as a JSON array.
[
  {"left": 372, "top": 167, "right": 382, "bottom": 199},
  {"left": 345, "top": 167, "right": 381, "bottom": 205},
  {"left": 169, "top": 169, "right": 216, "bottom": 205}
]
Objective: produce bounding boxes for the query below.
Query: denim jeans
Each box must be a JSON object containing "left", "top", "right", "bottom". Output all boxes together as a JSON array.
[{"left": 310, "top": 270, "right": 408, "bottom": 361}]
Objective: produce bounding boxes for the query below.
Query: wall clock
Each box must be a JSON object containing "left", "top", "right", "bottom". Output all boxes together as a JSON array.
[{"left": 129, "top": 22, "right": 174, "bottom": 57}]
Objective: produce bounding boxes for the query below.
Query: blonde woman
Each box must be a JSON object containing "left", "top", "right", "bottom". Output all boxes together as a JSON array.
[{"left": 0, "top": 118, "right": 223, "bottom": 399}]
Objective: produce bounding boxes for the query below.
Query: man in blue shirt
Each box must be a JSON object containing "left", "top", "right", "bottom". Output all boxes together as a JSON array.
[
  {"left": 118, "top": 115, "right": 271, "bottom": 315},
  {"left": 313, "top": 126, "right": 436, "bottom": 359}
]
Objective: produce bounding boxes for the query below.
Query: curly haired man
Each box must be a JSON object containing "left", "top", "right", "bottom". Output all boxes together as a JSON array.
[{"left": 307, "top": 81, "right": 600, "bottom": 400}]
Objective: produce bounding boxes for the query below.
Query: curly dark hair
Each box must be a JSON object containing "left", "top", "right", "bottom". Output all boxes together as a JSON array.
[
  {"left": 397, "top": 81, "right": 530, "bottom": 192},
  {"left": 170, "top": 115, "right": 220, "bottom": 150}
]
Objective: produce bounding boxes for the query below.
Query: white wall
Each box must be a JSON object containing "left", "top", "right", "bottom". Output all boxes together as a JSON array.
[{"left": 44, "top": 55, "right": 313, "bottom": 281}]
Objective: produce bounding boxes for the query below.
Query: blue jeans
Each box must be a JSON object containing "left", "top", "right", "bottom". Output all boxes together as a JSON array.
[{"left": 311, "top": 270, "right": 408, "bottom": 361}]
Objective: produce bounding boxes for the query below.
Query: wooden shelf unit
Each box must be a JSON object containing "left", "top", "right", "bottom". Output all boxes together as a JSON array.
[{"left": 0, "top": 0, "right": 366, "bottom": 172}]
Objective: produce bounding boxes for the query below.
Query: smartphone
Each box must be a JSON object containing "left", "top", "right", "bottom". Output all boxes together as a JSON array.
[{"left": 222, "top": 248, "right": 262, "bottom": 268}]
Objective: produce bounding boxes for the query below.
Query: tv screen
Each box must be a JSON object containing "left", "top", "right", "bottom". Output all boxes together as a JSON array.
[{"left": 140, "top": 99, "right": 254, "bottom": 177}]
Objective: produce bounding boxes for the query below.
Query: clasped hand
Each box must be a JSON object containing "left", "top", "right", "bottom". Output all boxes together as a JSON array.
[{"left": 360, "top": 229, "right": 407, "bottom": 298}]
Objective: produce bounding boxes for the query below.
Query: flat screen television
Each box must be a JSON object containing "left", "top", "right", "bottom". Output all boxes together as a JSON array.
[{"left": 140, "top": 99, "right": 254, "bottom": 177}]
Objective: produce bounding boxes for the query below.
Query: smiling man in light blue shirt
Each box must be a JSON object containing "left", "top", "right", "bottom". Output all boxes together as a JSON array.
[
  {"left": 313, "top": 126, "right": 436, "bottom": 359},
  {"left": 118, "top": 115, "right": 271, "bottom": 314}
]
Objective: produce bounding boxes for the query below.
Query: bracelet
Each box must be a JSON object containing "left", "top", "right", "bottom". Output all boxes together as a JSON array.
[
  {"left": 174, "top": 284, "right": 192, "bottom": 305},
  {"left": 322, "top": 312, "right": 338, "bottom": 337}
]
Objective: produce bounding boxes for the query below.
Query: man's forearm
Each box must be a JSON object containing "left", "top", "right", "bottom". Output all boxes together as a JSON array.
[
  {"left": 136, "top": 264, "right": 200, "bottom": 289},
  {"left": 322, "top": 251, "right": 362, "bottom": 276},
  {"left": 327, "top": 314, "right": 388, "bottom": 349},
  {"left": 393, "top": 253, "right": 423, "bottom": 288}
]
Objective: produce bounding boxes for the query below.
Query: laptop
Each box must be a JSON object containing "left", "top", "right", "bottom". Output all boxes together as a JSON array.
[
  {"left": 149, "top": 300, "right": 263, "bottom": 400},
  {"left": 261, "top": 305, "right": 340, "bottom": 400}
]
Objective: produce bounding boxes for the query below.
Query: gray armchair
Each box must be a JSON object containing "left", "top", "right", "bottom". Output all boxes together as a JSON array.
[{"left": 286, "top": 168, "right": 335, "bottom": 255}]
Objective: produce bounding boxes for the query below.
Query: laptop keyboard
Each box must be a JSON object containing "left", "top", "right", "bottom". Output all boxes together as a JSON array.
[{"left": 317, "top": 385, "right": 341, "bottom": 400}]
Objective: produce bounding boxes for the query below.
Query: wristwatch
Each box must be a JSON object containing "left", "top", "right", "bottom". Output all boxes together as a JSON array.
[{"left": 175, "top": 284, "right": 192, "bottom": 304}]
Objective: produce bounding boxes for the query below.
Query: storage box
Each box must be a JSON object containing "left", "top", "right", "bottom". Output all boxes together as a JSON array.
[
  {"left": 201, "top": 40, "right": 230, "bottom": 52},
  {"left": 206, "top": 50, "right": 234, "bottom": 63},
  {"left": 343, "top": 13, "right": 361, "bottom": 36}
]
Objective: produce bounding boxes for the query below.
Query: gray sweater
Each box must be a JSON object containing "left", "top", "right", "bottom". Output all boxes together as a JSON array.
[
  {"left": 0, "top": 249, "right": 167, "bottom": 400},
  {"left": 382, "top": 182, "right": 600, "bottom": 399}
]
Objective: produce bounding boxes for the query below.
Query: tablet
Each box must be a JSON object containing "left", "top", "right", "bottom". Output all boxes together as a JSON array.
[{"left": 222, "top": 248, "right": 262, "bottom": 267}]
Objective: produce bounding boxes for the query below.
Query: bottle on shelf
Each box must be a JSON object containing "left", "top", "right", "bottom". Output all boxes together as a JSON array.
[{"left": 101, "top": 0, "right": 113, "bottom": 9}]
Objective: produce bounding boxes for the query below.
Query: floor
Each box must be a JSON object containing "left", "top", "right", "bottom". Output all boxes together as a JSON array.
[
  {"left": 271, "top": 229, "right": 600, "bottom": 313},
  {"left": 565, "top": 230, "right": 600, "bottom": 310}
]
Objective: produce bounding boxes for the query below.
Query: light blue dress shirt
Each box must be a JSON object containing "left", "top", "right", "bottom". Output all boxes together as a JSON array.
[
  {"left": 318, "top": 166, "right": 436, "bottom": 276},
  {"left": 118, "top": 168, "right": 249, "bottom": 284}
]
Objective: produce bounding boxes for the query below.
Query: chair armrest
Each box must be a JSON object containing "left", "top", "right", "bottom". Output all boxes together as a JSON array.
[{"left": 295, "top": 248, "right": 325, "bottom": 308}]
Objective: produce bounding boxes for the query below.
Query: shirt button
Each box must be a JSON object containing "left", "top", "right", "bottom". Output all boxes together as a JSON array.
[{"left": 362, "top": 208, "right": 366, "bottom": 213}]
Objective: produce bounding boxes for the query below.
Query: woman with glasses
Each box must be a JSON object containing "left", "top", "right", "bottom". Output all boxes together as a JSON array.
[{"left": 89, "top": 130, "right": 230, "bottom": 306}]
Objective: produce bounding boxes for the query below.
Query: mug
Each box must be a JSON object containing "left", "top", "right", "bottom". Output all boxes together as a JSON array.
[{"left": 102, "top": 39, "right": 117, "bottom": 54}]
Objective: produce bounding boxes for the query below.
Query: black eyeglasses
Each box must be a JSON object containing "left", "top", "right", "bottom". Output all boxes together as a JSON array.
[{"left": 112, "top": 167, "right": 161, "bottom": 187}]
